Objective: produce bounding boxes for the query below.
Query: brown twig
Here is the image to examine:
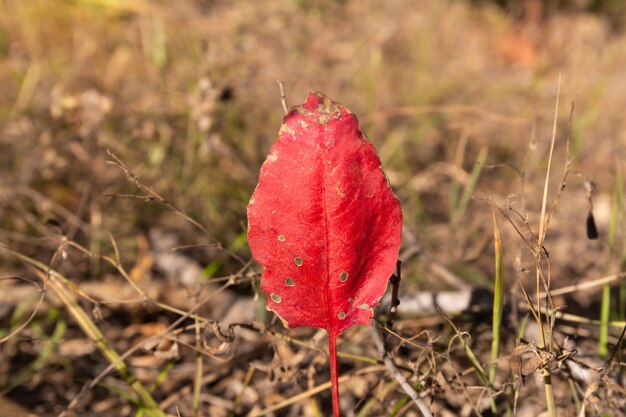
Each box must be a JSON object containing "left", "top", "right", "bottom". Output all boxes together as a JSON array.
[
  {"left": 105, "top": 150, "right": 247, "bottom": 266},
  {"left": 105, "top": 150, "right": 211, "bottom": 236},
  {"left": 371, "top": 322, "right": 433, "bottom": 417},
  {"left": 0, "top": 275, "right": 45, "bottom": 345},
  {"left": 387, "top": 260, "right": 402, "bottom": 328},
  {"left": 277, "top": 80, "right": 289, "bottom": 115}
]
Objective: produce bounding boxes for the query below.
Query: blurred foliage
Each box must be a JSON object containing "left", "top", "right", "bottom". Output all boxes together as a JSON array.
[
  {"left": 1, "top": 0, "right": 625, "bottom": 283},
  {"left": 1, "top": 0, "right": 626, "bottom": 415}
]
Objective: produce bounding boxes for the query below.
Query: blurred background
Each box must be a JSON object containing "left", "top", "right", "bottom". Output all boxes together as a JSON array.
[{"left": 1, "top": 0, "right": 625, "bottom": 416}]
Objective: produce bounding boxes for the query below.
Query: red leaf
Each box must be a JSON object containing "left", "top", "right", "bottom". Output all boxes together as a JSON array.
[{"left": 247, "top": 91, "right": 402, "bottom": 416}]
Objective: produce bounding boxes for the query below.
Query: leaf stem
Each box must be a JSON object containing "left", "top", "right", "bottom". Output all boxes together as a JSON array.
[{"left": 328, "top": 330, "right": 341, "bottom": 417}]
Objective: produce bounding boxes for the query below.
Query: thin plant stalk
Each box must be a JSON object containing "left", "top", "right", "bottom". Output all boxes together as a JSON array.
[
  {"left": 46, "top": 270, "right": 164, "bottom": 416},
  {"left": 251, "top": 369, "right": 378, "bottom": 416},
  {"left": 599, "top": 284, "right": 611, "bottom": 357},
  {"left": 229, "top": 366, "right": 255, "bottom": 417},
  {"left": 438, "top": 306, "right": 489, "bottom": 386},
  {"left": 615, "top": 161, "right": 626, "bottom": 331},
  {"left": 193, "top": 319, "right": 202, "bottom": 417},
  {"left": 371, "top": 324, "right": 433, "bottom": 417},
  {"left": 451, "top": 146, "right": 488, "bottom": 224},
  {"left": 457, "top": 146, "right": 488, "bottom": 217},
  {"left": 601, "top": 160, "right": 625, "bottom": 356},
  {"left": 448, "top": 130, "right": 469, "bottom": 218},
  {"left": 489, "top": 209, "right": 504, "bottom": 389},
  {"left": 355, "top": 380, "right": 398, "bottom": 417},
  {"left": 535, "top": 74, "right": 562, "bottom": 417},
  {"left": 3, "top": 318, "right": 66, "bottom": 394}
]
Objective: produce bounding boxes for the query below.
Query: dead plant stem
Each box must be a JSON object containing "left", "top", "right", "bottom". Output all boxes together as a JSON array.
[
  {"left": 535, "top": 73, "right": 562, "bottom": 417},
  {"left": 372, "top": 323, "right": 433, "bottom": 417}
]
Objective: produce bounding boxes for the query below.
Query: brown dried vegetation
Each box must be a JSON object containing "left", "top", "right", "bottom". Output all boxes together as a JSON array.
[{"left": 0, "top": 1, "right": 625, "bottom": 416}]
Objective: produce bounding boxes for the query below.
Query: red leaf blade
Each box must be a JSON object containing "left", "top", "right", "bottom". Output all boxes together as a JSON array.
[{"left": 247, "top": 91, "right": 402, "bottom": 336}]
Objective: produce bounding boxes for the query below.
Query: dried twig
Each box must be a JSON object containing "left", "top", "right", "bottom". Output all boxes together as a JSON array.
[
  {"left": 387, "top": 260, "right": 402, "bottom": 328},
  {"left": 371, "top": 322, "right": 433, "bottom": 417},
  {"left": 0, "top": 275, "right": 45, "bottom": 345},
  {"left": 105, "top": 150, "right": 247, "bottom": 265},
  {"left": 106, "top": 150, "right": 211, "bottom": 237},
  {"left": 277, "top": 80, "right": 288, "bottom": 114}
]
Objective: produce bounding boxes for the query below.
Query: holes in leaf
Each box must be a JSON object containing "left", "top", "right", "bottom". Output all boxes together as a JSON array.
[
  {"left": 357, "top": 303, "right": 370, "bottom": 310},
  {"left": 294, "top": 257, "right": 303, "bottom": 266},
  {"left": 339, "top": 272, "right": 349, "bottom": 282},
  {"left": 285, "top": 278, "right": 295, "bottom": 286},
  {"left": 337, "top": 312, "right": 346, "bottom": 320},
  {"left": 277, "top": 234, "right": 286, "bottom": 242},
  {"left": 271, "top": 293, "right": 282, "bottom": 303}
]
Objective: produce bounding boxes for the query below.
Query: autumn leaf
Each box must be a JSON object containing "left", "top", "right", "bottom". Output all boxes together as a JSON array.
[{"left": 247, "top": 91, "right": 402, "bottom": 416}]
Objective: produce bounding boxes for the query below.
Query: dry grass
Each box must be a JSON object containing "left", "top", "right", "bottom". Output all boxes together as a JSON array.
[{"left": 0, "top": 1, "right": 625, "bottom": 416}]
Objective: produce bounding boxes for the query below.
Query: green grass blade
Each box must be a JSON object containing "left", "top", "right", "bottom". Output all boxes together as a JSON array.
[
  {"left": 452, "top": 146, "right": 488, "bottom": 223},
  {"left": 0, "top": 245, "right": 166, "bottom": 417},
  {"left": 490, "top": 209, "right": 504, "bottom": 386},
  {"left": 599, "top": 283, "right": 611, "bottom": 357},
  {"left": 3, "top": 317, "right": 66, "bottom": 394}
]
